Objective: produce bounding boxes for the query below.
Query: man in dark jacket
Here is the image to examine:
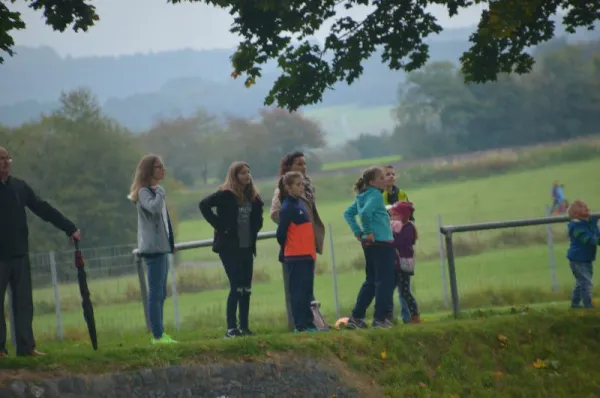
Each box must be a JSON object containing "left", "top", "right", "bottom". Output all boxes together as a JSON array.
[{"left": 0, "top": 147, "right": 81, "bottom": 357}]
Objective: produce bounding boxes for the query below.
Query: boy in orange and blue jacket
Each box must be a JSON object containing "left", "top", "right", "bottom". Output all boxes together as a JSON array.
[{"left": 276, "top": 172, "right": 317, "bottom": 332}]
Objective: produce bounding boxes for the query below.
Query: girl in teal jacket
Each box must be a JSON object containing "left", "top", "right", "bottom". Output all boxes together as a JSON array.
[{"left": 343, "top": 167, "right": 396, "bottom": 329}]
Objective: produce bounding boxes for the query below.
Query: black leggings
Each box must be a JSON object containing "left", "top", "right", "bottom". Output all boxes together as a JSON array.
[
  {"left": 396, "top": 272, "right": 418, "bottom": 316},
  {"left": 219, "top": 248, "right": 254, "bottom": 330}
]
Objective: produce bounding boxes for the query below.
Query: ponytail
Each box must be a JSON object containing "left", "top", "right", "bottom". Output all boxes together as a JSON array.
[
  {"left": 353, "top": 166, "right": 383, "bottom": 193},
  {"left": 278, "top": 171, "right": 303, "bottom": 202},
  {"left": 353, "top": 177, "right": 365, "bottom": 193},
  {"left": 277, "top": 176, "right": 286, "bottom": 202}
]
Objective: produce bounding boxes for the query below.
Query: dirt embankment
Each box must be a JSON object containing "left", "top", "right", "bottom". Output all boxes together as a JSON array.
[{"left": 0, "top": 356, "right": 382, "bottom": 398}]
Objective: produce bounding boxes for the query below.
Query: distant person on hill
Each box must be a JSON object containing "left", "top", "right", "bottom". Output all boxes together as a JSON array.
[
  {"left": 390, "top": 201, "right": 421, "bottom": 324},
  {"left": 128, "top": 154, "right": 177, "bottom": 345},
  {"left": 550, "top": 181, "right": 568, "bottom": 215},
  {"left": 0, "top": 146, "right": 81, "bottom": 358},
  {"left": 566, "top": 200, "right": 598, "bottom": 309},
  {"left": 276, "top": 171, "right": 318, "bottom": 332},
  {"left": 383, "top": 165, "right": 414, "bottom": 221},
  {"left": 200, "top": 161, "right": 264, "bottom": 338},
  {"left": 343, "top": 167, "right": 396, "bottom": 329},
  {"left": 270, "top": 151, "right": 327, "bottom": 329}
]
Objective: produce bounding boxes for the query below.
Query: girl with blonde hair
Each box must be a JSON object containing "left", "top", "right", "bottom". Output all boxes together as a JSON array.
[
  {"left": 129, "top": 154, "right": 177, "bottom": 344},
  {"left": 199, "top": 161, "right": 264, "bottom": 338}
]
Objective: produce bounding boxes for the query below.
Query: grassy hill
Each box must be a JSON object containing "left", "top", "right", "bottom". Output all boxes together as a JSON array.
[
  {"left": 2, "top": 309, "right": 599, "bottom": 397},
  {"left": 22, "top": 157, "right": 600, "bottom": 339}
]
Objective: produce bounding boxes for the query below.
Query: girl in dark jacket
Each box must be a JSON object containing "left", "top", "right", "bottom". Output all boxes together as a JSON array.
[{"left": 199, "top": 161, "right": 264, "bottom": 338}]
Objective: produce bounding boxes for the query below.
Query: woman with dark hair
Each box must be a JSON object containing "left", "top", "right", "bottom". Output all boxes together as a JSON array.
[
  {"left": 270, "top": 151, "right": 326, "bottom": 328},
  {"left": 200, "top": 161, "right": 264, "bottom": 338},
  {"left": 270, "top": 151, "right": 325, "bottom": 250}
]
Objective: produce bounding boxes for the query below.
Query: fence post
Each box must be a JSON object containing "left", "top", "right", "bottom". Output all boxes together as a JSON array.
[
  {"left": 168, "top": 254, "right": 180, "bottom": 331},
  {"left": 443, "top": 232, "right": 460, "bottom": 318},
  {"left": 545, "top": 205, "right": 559, "bottom": 293},
  {"left": 48, "top": 251, "right": 64, "bottom": 340},
  {"left": 437, "top": 214, "right": 450, "bottom": 308},
  {"left": 7, "top": 286, "right": 16, "bottom": 347},
  {"left": 281, "top": 263, "right": 294, "bottom": 331},
  {"left": 327, "top": 223, "right": 341, "bottom": 319},
  {"left": 135, "top": 254, "right": 151, "bottom": 331}
]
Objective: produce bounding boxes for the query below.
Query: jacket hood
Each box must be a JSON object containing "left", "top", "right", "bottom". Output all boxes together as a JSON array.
[{"left": 356, "top": 186, "right": 381, "bottom": 205}]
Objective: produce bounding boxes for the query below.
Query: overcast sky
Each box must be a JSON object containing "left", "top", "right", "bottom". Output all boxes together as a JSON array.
[{"left": 10, "top": 0, "right": 486, "bottom": 57}]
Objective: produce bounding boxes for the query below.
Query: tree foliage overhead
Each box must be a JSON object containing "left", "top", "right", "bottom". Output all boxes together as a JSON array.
[
  {"left": 202, "top": 0, "right": 599, "bottom": 110},
  {"left": 1, "top": 1, "right": 598, "bottom": 112},
  {"left": 0, "top": 0, "right": 98, "bottom": 63}
]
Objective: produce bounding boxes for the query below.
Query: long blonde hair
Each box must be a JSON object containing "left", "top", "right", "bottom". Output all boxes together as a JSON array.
[
  {"left": 128, "top": 154, "right": 162, "bottom": 202},
  {"left": 219, "top": 161, "right": 259, "bottom": 204}
]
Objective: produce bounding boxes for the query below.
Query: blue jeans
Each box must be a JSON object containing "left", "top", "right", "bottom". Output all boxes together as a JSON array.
[
  {"left": 570, "top": 261, "right": 594, "bottom": 308},
  {"left": 144, "top": 254, "right": 169, "bottom": 338},
  {"left": 352, "top": 244, "right": 396, "bottom": 322},
  {"left": 287, "top": 259, "right": 315, "bottom": 331}
]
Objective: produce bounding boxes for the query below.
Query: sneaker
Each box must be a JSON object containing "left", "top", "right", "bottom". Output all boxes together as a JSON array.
[
  {"left": 239, "top": 328, "right": 254, "bottom": 336},
  {"left": 225, "top": 328, "right": 243, "bottom": 338},
  {"left": 17, "top": 349, "right": 46, "bottom": 357},
  {"left": 293, "top": 328, "right": 318, "bottom": 333},
  {"left": 410, "top": 315, "right": 422, "bottom": 324},
  {"left": 372, "top": 319, "right": 394, "bottom": 329},
  {"left": 0, "top": 350, "right": 7, "bottom": 358},
  {"left": 151, "top": 334, "right": 178, "bottom": 345},
  {"left": 345, "top": 317, "right": 368, "bottom": 330},
  {"left": 161, "top": 333, "right": 178, "bottom": 343}
]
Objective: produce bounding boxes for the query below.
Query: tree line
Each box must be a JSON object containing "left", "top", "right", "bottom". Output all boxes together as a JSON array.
[
  {"left": 0, "top": 90, "right": 326, "bottom": 252},
  {"left": 2, "top": 39, "right": 598, "bottom": 253},
  {"left": 344, "top": 39, "right": 600, "bottom": 160}
]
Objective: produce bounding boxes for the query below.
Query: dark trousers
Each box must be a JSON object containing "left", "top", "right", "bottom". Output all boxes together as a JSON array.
[
  {"left": 0, "top": 256, "right": 36, "bottom": 355},
  {"left": 287, "top": 259, "right": 315, "bottom": 331},
  {"left": 219, "top": 248, "right": 254, "bottom": 330},
  {"left": 351, "top": 244, "right": 395, "bottom": 322},
  {"left": 396, "top": 271, "right": 419, "bottom": 316}
]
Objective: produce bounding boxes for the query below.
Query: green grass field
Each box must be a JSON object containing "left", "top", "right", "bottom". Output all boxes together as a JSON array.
[
  {"left": 21, "top": 157, "right": 600, "bottom": 342},
  {"left": 321, "top": 155, "right": 403, "bottom": 171},
  {"left": 3, "top": 309, "right": 600, "bottom": 398},
  {"left": 4, "top": 156, "right": 600, "bottom": 397}
]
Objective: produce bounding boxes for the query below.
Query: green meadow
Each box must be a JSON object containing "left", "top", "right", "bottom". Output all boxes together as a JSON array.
[{"left": 24, "top": 157, "right": 600, "bottom": 340}]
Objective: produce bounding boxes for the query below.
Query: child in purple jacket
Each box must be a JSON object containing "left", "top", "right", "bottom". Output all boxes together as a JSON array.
[{"left": 390, "top": 201, "right": 420, "bottom": 324}]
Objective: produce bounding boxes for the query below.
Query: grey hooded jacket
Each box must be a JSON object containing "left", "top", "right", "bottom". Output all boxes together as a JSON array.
[{"left": 135, "top": 186, "right": 173, "bottom": 255}]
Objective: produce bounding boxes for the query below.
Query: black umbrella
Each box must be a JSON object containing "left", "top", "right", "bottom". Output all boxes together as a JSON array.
[{"left": 74, "top": 241, "right": 98, "bottom": 350}]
